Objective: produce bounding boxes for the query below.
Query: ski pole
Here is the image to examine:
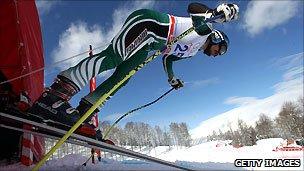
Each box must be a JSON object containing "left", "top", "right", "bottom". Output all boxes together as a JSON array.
[
  {"left": 32, "top": 14, "right": 223, "bottom": 171},
  {"left": 82, "top": 154, "right": 93, "bottom": 166},
  {"left": 103, "top": 87, "right": 175, "bottom": 140}
]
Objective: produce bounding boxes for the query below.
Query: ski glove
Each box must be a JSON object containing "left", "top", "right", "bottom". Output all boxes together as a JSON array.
[
  {"left": 216, "top": 3, "right": 239, "bottom": 22},
  {"left": 168, "top": 77, "right": 184, "bottom": 90}
]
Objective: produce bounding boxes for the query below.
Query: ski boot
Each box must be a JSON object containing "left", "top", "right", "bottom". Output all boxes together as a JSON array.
[
  {"left": 96, "top": 128, "right": 115, "bottom": 145},
  {"left": 95, "top": 129, "right": 103, "bottom": 141},
  {"left": 76, "top": 98, "right": 100, "bottom": 123},
  {"left": 28, "top": 76, "right": 81, "bottom": 127},
  {"left": 76, "top": 123, "right": 97, "bottom": 138},
  {"left": 76, "top": 125, "right": 114, "bottom": 144}
]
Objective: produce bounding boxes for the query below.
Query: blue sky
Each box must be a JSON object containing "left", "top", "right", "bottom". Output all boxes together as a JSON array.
[{"left": 36, "top": 0, "right": 303, "bottom": 132}]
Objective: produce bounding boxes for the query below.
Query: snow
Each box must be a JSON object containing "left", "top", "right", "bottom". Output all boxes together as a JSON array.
[
  {"left": 155, "top": 138, "right": 303, "bottom": 170},
  {"left": 190, "top": 79, "right": 303, "bottom": 139},
  {"left": 1, "top": 138, "right": 303, "bottom": 170}
]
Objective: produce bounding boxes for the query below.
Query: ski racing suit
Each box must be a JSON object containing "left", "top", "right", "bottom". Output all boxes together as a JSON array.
[{"left": 58, "top": 7, "right": 215, "bottom": 107}]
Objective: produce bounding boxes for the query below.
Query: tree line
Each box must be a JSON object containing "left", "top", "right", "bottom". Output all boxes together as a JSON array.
[
  {"left": 207, "top": 97, "right": 303, "bottom": 146},
  {"left": 99, "top": 97, "right": 302, "bottom": 148},
  {"left": 99, "top": 121, "right": 192, "bottom": 149}
]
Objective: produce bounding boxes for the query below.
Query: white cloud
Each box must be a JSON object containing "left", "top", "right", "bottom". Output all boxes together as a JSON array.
[
  {"left": 272, "top": 52, "right": 303, "bottom": 92},
  {"left": 224, "top": 96, "right": 259, "bottom": 106},
  {"left": 103, "top": 112, "right": 139, "bottom": 122},
  {"left": 51, "top": 1, "right": 156, "bottom": 78},
  {"left": 243, "top": 1, "right": 299, "bottom": 36},
  {"left": 103, "top": 113, "right": 123, "bottom": 121},
  {"left": 190, "top": 52, "right": 303, "bottom": 139},
  {"left": 107, "top": 1, "right": 156, "bottom": 38},
  {"left": 273, "top": 74, "right": 303, "bottom": 93},
  {"left": 188, "top": 77, "right": 220, "bottom": 88},
  {"left": 283, "top": 66, "right": 303, "bottom": 81},
  {"left": 271, "top": 52, "right": 303, "bottom": 70},
  {"left": 51, "top": 21, "right": 106, "bottom": 70}
]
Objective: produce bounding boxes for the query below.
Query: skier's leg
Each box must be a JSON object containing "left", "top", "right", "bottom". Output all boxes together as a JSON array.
[
  {"left": 77, "top": 46, "right": 148, "bottom": 120},
  {"left": 29, "top": 46, "right": 122, "bottom": 126},
  {"left": 111, "top": 9, "right": 170, "bottom": 60},
  {"left": 76, "top": 9, "right": 171, "bottom": 120},
  {"left": 58, "top": 46, "right": 122, "bottom": 90}
]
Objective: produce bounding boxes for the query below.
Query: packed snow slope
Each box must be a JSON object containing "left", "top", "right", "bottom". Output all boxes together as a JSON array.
[
  {"left": 190, "top": 90, "right": 302, "bottom": 139},
  {"left": 1, "top": 138, "right": 303, "bottom": 170}
]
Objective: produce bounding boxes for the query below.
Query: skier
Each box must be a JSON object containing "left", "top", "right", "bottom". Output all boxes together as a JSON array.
[{"left": 29, "top": 3, "right": 239, "bottom": 128}]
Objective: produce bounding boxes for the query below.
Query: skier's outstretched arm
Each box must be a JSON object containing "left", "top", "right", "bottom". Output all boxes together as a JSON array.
[
  {"left": 162, "top": 55, "right": 185, "bottom": 89},
  {"left": 188, "top": 2, "right": 239, "bottom": 23},
  {"left": 188, "top": 2, "right": 239, "bottom": 35}
]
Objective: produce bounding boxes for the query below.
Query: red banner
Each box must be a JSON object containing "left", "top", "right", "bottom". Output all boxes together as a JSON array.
[{"left": 0, "top": 0, "right": 45, "bottom": 165}]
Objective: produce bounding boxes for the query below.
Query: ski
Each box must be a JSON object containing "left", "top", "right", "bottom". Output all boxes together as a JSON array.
[
  {"left": 0, "top": 112, "right": 194, "bottom": 171},
  {"left": 0, "top": 123, "right": 93, "bottom": 149},
  {"left": 3, "top": 106, "right": 75, "bottom": 130},
  {"left": 0, "top": 111, "right": 98, "bottom": 141}
]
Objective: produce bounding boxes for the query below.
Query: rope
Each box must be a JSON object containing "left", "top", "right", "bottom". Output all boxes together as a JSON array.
[
  {"left": 103, "top": 87, "right": 175, "bottom": 140},
  {"left": 0, "top": 44, "right": 107, "bottom": 85}
]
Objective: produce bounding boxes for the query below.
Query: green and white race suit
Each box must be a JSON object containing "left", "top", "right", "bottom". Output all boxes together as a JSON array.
[{"left": 58, "top": 7, "right": 214, "bottom": 105}]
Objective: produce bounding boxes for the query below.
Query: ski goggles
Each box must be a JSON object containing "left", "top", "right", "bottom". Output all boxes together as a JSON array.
[{"left": 219, "top": 44, "right": 227, "bottom": 55}]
